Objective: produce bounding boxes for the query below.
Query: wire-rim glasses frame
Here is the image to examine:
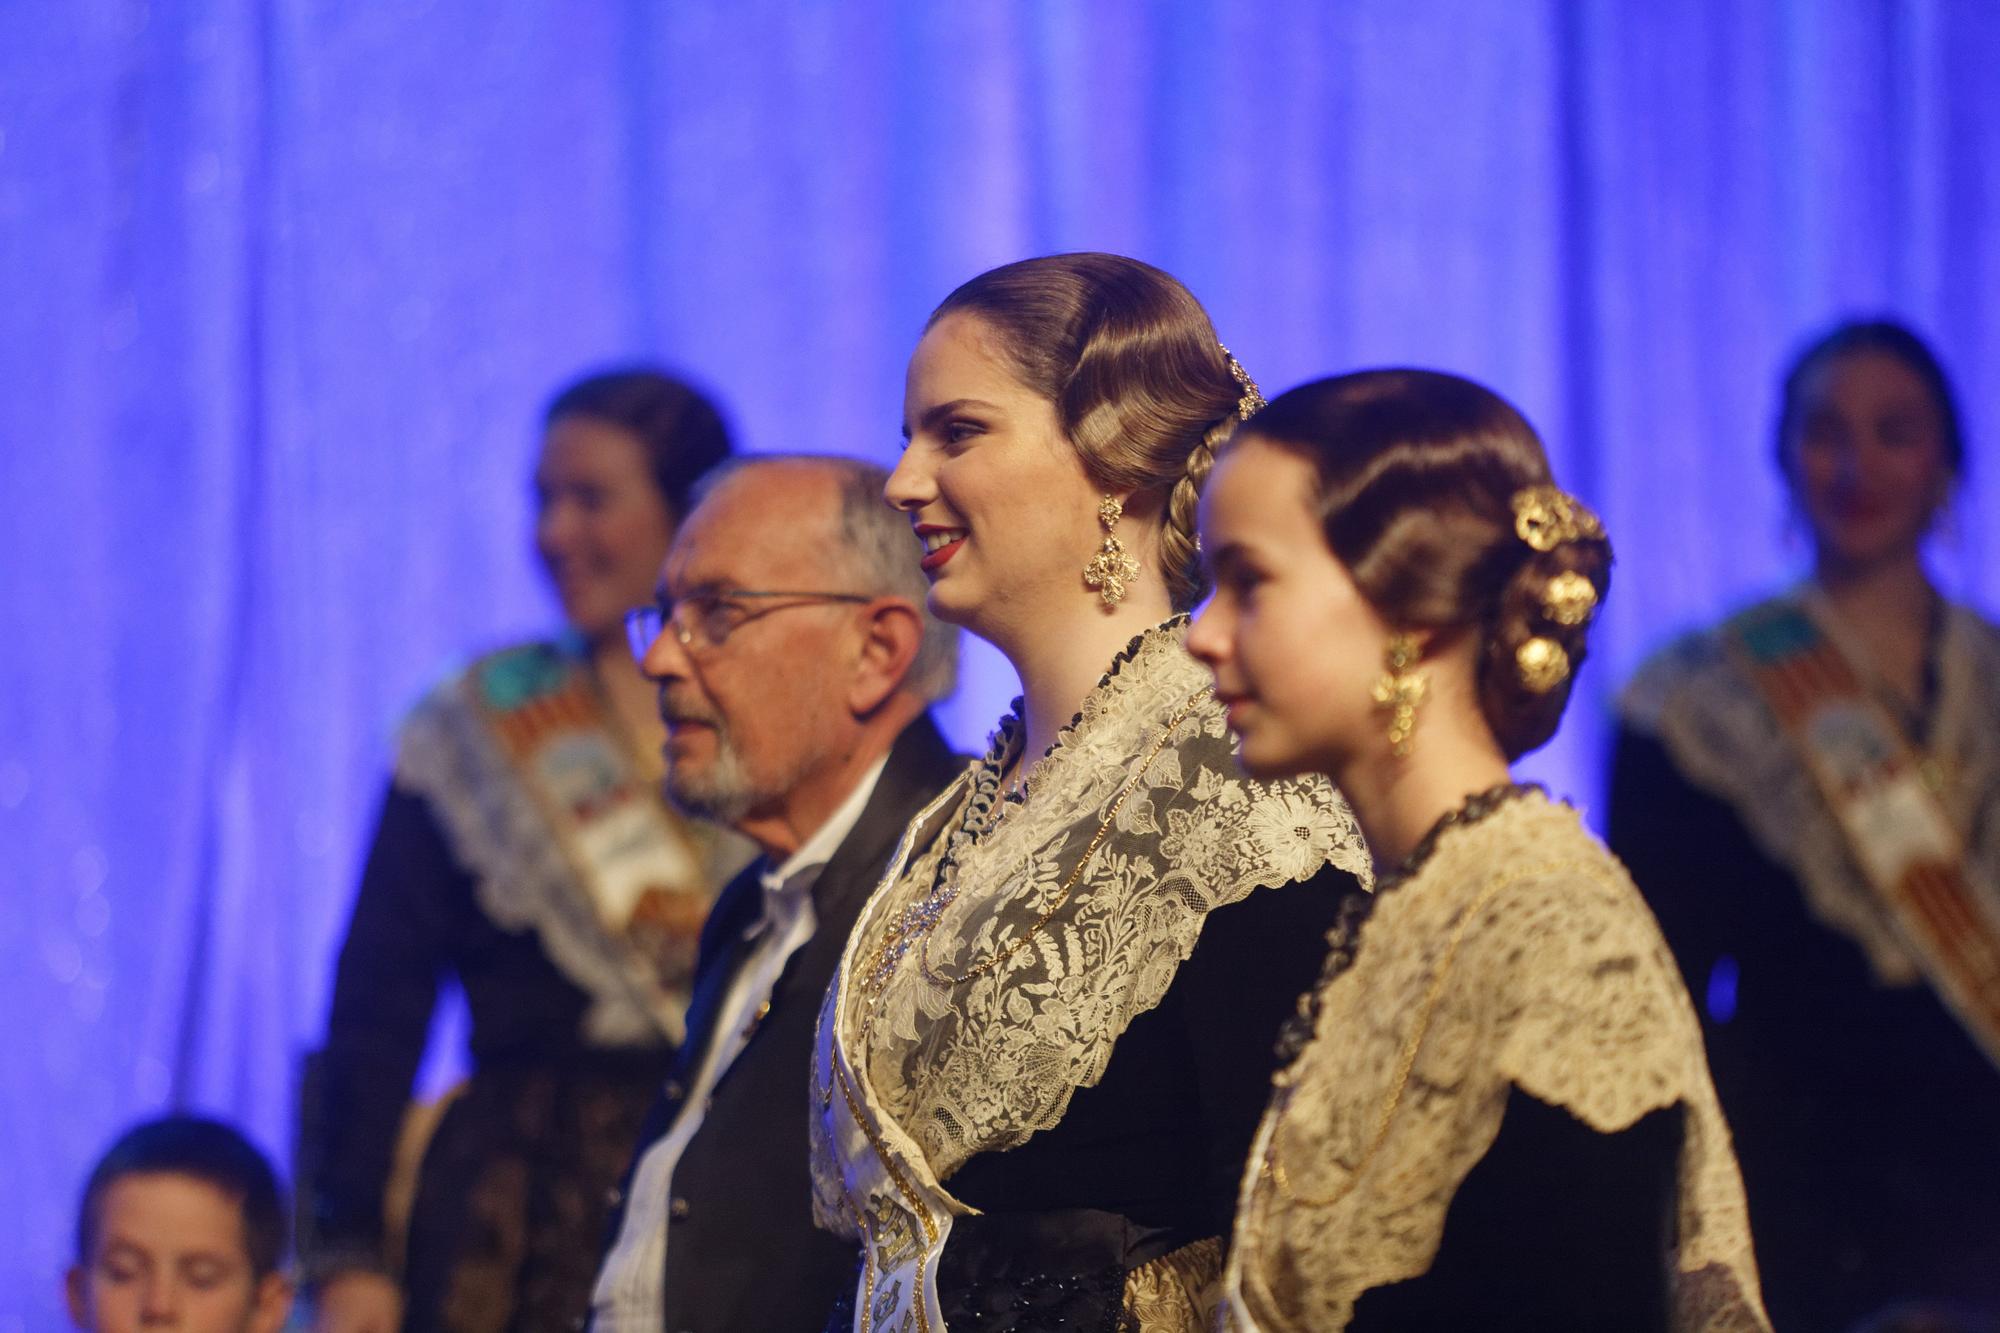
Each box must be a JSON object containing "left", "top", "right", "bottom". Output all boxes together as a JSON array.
[{"left": 624, "top": 588, "right": 873, "bottom": 658}]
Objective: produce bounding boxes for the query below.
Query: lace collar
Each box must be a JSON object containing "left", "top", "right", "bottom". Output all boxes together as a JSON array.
[{"left": 829, "top": 619, "right": 1371, "bottom": 1183}]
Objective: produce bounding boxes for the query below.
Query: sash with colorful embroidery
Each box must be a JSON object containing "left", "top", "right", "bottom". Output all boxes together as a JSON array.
[
  {"left": 1728, "top": 598, "right": 2000, "bottom": 1069},
  {"left": 469, "top": 644, "right": 714, "bottom": 1044}
]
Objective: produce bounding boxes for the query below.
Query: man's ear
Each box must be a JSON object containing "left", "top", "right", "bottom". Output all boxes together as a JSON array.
[
  {"left": 64, "top": 1265, "right": 89, "bottom": 1329},
  {"left": 249, "top": 1271, "right": 295, "bottom": 1333},
  {"left": 848, "top": 600, "right": 924, "bottom": 716}
]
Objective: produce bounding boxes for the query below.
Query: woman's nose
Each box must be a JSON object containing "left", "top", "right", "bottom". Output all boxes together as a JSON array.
[{"left": 884, "top": 448, "right": 935, "bottom": 512}]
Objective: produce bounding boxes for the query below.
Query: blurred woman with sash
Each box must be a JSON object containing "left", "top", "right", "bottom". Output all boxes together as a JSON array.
[
  {"left": 1612, "top": 321, "right": 2000, "bottom": 1331},
  {"left": 302, "top": 370, "right": 750, "bottom": 1333}
]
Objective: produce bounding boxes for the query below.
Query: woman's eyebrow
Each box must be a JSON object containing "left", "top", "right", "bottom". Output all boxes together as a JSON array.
[{"left": 907, "top": 398, "right": 1002, "bottom": 438}]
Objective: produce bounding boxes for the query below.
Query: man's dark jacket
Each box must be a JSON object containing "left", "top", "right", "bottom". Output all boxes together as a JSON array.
[{"left": 595, "top": 713, "right": 961, "bottom": 1333}]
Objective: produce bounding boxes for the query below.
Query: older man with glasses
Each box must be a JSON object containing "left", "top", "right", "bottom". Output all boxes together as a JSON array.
[{"left": 588, "top": 454, "right": 961, "bottom": 1333}]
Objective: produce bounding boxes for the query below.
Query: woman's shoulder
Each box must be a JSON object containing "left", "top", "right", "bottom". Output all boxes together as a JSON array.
[
  {"left": 1617, "top": 593, "right": 1803, "bottom": 732},
  {"left": 1946, "top": 599, "right": 2000, "bottom": 671},
  {"left": 400, "top": 635, "right": 582, "bottom": 727},
  {"left": 1439, "top": 796, "right": 1705, "bottom": 1128},
  {"left": 1437, "top": 793, "right": 1657, "bottom": 939}
]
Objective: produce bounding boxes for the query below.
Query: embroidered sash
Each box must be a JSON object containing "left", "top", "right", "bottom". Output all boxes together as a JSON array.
[
  {"left": 469, "top": 646, "right": 714, "bottom": 1044},
  {"left": 1727, "top": 599, "right": 2000, "bottom": 1069}
]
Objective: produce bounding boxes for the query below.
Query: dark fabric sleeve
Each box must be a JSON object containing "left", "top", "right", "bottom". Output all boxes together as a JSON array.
[
  {"left": 1350, "top": 1088, "right": 1683, "bottom": 1333},
  {"left": 1174, "top": 862, "right": 1364, "bottom": 1233},
  {"left": 1606, "top": 722, "right": 1733, "bottom": 1001},
  {"left": 301, "top": 784, "right": 460, "bottom": 1276}
]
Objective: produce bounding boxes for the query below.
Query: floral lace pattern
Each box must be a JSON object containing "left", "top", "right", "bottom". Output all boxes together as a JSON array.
[
  {"left": 851, "top": 625, "right": 1368, "bottom": 1180},
  {"left": 1620, "top": 594, "right": 2000, "bottom": 985},
  {"left": 809, "top": 623, "right": 1369, "bottom": 1332},
  {"left": 1223, "top": 792, "right": 1768, "bottom": 1332}
]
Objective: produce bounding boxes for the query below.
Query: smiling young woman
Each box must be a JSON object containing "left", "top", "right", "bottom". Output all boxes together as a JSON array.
[
  {"left": 1189, "top": 369, "right": 1768, "bottom": 1331},
  {"left": 1611, "top": 321, "right": 2000, "bottom": 1330},
  {"left": 808, "top": 254, "right": 1371, "bottom": 1333}
]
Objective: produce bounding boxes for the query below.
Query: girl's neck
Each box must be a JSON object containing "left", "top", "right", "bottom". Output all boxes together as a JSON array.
[
  {"left": 1000, "top": 590, "right": 1178, "bottom": 770},
  {"left": 1332, "top": 719, "right": 1514, "bottom": 871}
]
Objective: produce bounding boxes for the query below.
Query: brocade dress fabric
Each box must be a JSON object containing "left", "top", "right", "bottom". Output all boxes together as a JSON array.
[
  {"left": 1221, "top": 789, "right": 1769, "bottom": 1332},
  {"left": 809, "top": 621, "right": 1372, "bottom": 1332},
  {"left": 1612, "top": 594, "right": 2000, "bottom": 1332}
]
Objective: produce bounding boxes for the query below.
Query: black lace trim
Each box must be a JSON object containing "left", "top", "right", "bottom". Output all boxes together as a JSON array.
[
  {"left": 994, "top": 613, "right": 1192, "bottom": 807},
  {"left": 919, "top": 617, "right": 1194, "bottom": 940},
  {"left": 1271, "top": 781, "right": 1545, "bottom": 1068},
  {"left": 1374, "top": 781, "right": 1546, "bottom": 895}
]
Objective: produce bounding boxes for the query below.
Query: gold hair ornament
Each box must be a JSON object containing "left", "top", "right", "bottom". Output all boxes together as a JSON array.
[
  {"left": 1515, "top": 636, "right": 1571, "bottom": 693},
  {"left": 1511, "top": 485, "right": 1605, "bottom": 553},
  {"left": 1370, "top": 632, "right": 1429, "bottom": 757},
  {"left": 1082, "top": 494, "right": 1141, "bottom": 606},
  {"left": 1220, "top": 344, "right": 1266, "bottom": 420},
  {"left": 1540, "top": 570, "right": 1599, "bottom": 627}
]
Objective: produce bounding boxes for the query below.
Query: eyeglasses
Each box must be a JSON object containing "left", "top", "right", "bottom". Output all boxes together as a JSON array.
[{"left": 625, "top": 588, "right": 873, "bottom": 658}]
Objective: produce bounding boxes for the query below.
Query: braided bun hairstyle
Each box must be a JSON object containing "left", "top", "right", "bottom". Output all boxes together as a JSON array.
[
  {"left": 1244, "top": 369, "right": 1613, "bottom": 760},
  {"left": 928, "top": 253, "right": 1253, "bottom": 611}
]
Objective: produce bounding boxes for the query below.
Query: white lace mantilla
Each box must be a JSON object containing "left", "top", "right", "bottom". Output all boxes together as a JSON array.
[
  {"left": 1620, "top": 593, "right": 2000, "bottom": 985},
  {"left": 394, "top": 645, "right": 731, "bottom": 1046},
  {"left": 1222, "top": 792, "right": 1769, "bottom": 1332},
  {"left": 809, "top": 624, "right": 1369, "bottom": 1331}
]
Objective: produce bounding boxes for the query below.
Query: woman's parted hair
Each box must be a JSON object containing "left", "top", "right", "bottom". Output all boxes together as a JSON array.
[
  {"left": 544, "top": 367, "right": 736, "bottom": 523},
  {"left": 929, "top": 253, "right": 1248, "bottom": 611},
  {"left": 1244, "top": 369, "right": 1613, "bottom": 760}
]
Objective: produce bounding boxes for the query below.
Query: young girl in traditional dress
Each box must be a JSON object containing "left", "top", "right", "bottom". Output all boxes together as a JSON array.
[{"left": 1190, "top": 369, "right": 1768, "bottom": 1331}]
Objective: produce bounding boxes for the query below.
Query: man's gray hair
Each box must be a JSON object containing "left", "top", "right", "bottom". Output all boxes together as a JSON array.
[{"left": 697, "top": 454, "right": 959, "bottom": 700}]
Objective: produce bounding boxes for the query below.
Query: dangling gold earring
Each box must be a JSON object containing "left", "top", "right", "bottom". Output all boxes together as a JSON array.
[
  {"left": 1082, "top": 494, "right": 1141, "bottom": 606},
  {"left": 1370, "top": 633, "right": 1428, "bottom": 757}
]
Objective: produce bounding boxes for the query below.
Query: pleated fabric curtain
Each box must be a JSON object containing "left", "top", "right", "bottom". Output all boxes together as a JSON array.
[{"left": 3, "top": 1, "right": 1996, "bottom": 1322}]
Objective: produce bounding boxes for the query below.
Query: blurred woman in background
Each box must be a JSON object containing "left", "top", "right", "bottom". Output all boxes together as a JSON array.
[
  {"left": 302, "top": 369, "right": 748, "bottom": 1333},
  {"left": 1193, "top": 369, "right": 1765, "bottom": 1330},
  {"left": 1611, "top": 321, "right": 2000, "bottom": 1331}
]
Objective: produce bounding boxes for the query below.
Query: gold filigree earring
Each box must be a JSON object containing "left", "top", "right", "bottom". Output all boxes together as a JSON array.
[
  {"left": 1370, "top": 633, "right": 1428, "bottom": 757},
  {"left": 1083, "top": 494, "right": 1141, "bottom": 606}
]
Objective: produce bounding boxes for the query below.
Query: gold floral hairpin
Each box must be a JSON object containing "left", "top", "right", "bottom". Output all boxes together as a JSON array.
[
  {"left": 1511, "top": 485, "right": 1604, "bottom": 553},
  {"left": 1220, "top": 345, "right": 1266, "bottom": 420}
]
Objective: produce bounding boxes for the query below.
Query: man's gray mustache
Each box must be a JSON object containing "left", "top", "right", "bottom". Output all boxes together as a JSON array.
[{"left": 660, "top": 695, "right": 724, "bottom": 730}]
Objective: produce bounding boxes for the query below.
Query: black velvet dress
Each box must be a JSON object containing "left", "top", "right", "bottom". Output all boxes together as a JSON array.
[{"left": 1610, "top": 602, "right": 2000, "bottom": 1332}]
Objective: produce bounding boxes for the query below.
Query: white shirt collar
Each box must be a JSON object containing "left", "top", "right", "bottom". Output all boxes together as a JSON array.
[{"left": 750, "top": 753, "right": 891, "bottom": 930}]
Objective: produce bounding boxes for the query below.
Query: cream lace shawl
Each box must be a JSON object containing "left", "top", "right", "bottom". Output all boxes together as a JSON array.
[
  {"left": 1620, "top": 593, "right": 2000, "bottom": 985},
  {"left": 1222, "top": 792, "right": 1768, "bottom": 1333},
  {"left": 810, "top": 624, "right": 1370, "bottom": 1237},
  {"left": 395, "top": 643, "right": 748, "bottom": 1044}
]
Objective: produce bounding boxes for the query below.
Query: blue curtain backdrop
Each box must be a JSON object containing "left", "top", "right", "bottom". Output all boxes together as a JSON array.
[{"left": 3, "top": 1, "right": 1997, "bottom": 1322}]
